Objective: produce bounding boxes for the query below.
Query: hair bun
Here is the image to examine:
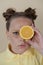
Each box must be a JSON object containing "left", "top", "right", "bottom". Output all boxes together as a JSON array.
[
  {"left": 3, "top": 8, "right": 16, "bottom": 21},
  {"left": 25, "top": 7, "right": 37, "bottom": 20}
]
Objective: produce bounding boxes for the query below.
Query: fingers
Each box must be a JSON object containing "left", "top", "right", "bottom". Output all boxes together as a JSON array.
[
  {"left": 31, "top": 26, "right": 41, "bottom": 37},
  {"left": 31, "top": 26, "right": 42, "bottom": 43}
]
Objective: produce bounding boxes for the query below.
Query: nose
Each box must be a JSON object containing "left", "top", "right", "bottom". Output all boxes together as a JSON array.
[{"left": 19, "top": 35, "right": 26, "bottom": 42}]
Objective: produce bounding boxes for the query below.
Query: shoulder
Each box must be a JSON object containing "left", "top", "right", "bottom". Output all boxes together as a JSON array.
[
  {"left": 0, "top": 49, "right": 7, "bottom": 64},
  {"left": 30, "top": 47, "right": 43, "bottom": 65},
  {"left": 0, "top": 49, "right": 8, "bottom": 59}
]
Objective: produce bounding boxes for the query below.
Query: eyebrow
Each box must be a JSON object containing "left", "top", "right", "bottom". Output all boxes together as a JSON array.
[{"left": 12, "top": 30, "right": 19, "bottom": 32}]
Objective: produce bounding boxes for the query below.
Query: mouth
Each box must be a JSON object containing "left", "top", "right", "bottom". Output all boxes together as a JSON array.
[
  {"left": 19, "top": 44, "right": 26, "bottom": 48},
  {"left": 18, "top": 41, "right": 31, "bottom": 48}
]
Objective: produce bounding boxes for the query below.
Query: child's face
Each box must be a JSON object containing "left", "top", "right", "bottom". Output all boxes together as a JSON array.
[{"left": 6, "top": 17, "right": 34, "bottom": 54}]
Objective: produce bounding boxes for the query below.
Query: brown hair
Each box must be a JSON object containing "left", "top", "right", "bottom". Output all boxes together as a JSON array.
[{"left": 3, "top": 7, "right": 37, "bottom": 31}]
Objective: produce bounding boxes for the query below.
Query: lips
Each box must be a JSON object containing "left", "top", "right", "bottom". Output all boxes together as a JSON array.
[{"left": 19, "top": 44, "right": 26, "bottom": 48}]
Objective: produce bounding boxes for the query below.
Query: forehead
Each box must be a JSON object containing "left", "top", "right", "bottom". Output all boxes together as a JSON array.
[{"left": 9, "top": 17, "right": 32, "bottom": 31}]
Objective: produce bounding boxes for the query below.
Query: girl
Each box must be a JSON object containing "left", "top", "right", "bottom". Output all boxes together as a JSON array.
[{"left": 0, "top": 7, "right": 43, "bottom": 65}]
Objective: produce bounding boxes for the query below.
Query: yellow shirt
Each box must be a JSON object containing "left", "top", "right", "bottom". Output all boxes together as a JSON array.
[{"left": 0, "top": 46, "right": 43, "bottom": 65}]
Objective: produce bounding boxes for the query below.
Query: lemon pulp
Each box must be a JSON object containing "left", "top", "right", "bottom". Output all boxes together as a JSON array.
[{"left": 19, "top": 26, "right": 34, "bottom": 39}]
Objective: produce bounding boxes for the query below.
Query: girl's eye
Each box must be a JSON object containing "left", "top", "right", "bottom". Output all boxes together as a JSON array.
[{"left": 13, "top": 32, "right": 19, "bottom": 35}]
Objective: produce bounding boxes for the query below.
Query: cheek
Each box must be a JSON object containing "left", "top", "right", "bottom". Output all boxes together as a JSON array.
[
  {"left": 9, "top": 35, "right": 19, "bottom": 44},
  {"left": 9, "top": 33, "right": 16, "bottom": 40},
  {"left": 9, "top": 33, "right": 23, "bottom": 44}
]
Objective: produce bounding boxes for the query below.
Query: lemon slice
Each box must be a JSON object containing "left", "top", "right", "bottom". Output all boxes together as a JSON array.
[{"left": 19, "top": 26, "right": 34, "bottom": 39}]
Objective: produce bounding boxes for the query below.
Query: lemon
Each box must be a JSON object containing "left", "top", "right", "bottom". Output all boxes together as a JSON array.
[{"left": 19, "top": 26, "right": 34, "bottom": 39}]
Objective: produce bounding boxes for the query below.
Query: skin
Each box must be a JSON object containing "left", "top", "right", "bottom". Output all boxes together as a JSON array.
[{"left": 6, "top": 17, "right": 43, "bottom": 55}]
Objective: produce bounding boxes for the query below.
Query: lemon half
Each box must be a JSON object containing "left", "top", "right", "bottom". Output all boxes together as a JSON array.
[{"left": 19, "top": 26, "right": 34, "bottom": 39}]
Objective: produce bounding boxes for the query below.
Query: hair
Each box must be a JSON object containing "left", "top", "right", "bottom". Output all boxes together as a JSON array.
[{"left": 3, "top": 7, "right": 37, "bottom": 31}]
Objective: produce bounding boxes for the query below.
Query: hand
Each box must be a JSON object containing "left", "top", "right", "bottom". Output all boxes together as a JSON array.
[{"left": 27, "top": 26, "right": 43, "bottom": 55}]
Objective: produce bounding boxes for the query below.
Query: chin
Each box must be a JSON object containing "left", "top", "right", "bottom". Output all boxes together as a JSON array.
[
  {"left": 18, "top": 50, "right": 25, "bottom": 54},
  {"left": 17, "top": 47, "right": 28, "bottom": 54}
]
